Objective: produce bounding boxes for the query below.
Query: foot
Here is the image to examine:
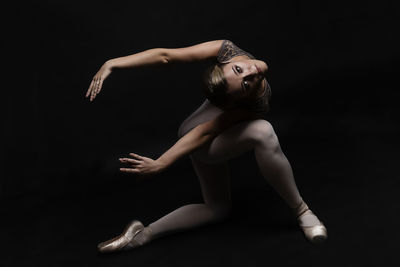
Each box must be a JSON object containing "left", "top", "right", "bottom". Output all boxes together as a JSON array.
[
  {"left": 293, "top": 201, "right": 328, "bottom": 244},
  {"left": 125, "top": 226, "right": 153, "bottom": 249},
  {"left": 97, "top": 220, "right": 145, "bottom": 253}
]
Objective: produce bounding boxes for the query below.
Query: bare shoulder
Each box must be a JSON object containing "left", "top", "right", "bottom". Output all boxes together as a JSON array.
[{"left": 163, "top": 40, "right": 224, "bottom": 63}]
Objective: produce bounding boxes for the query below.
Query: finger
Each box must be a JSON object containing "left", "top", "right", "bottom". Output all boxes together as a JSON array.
[
  {"left": 90, "top": 78, "right": 98, "bottom": 101},
  {"left": 93, "top": 80, "right": 102, "bottom": 99},
  {"left": 93, "top": 78, "right": 100, "bottom": 97},
  {"left": 90, "top": 79, "right": 95, "bottom": 101},
  {"left": 129, "top": 153, "right": 144, "bottom": 159},
  {"left": 120, "top": 158, "right": 141, "bottom": 164},
  {"left": 86, "top": 79, "right": 94, "bottom": 98},
  {"left": 94, "top": 79, "right": 101, "bottom": 92},
  {"left": 92, "top": 86, "right": 98, "bottom": 100},
  {"left": 97, "top": 79, "right": 104, "bottom": 93},
  {"left": 120, "top": 168, "right": 139, "bottom": 174},
  {"left": 95, "top": 78, "right": 102, "bottom": 93},
  {"left": 91, "top": 77, "right": 99, "bottom": 96}
]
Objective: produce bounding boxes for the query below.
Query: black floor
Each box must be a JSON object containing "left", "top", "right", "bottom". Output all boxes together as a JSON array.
[{"left": 2, "top": 132, "right": 397, "bottom": 267}]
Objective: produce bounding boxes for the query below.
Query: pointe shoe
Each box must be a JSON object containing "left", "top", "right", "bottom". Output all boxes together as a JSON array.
[
  {"left": 297, "top": 210, "right": 328, "bottom": 244},
  {"left": 97, "top": 220, "right": 144, "bottom": 253},
  {"left": 295, "top": 202, "right": 328, "bottom": 244}
]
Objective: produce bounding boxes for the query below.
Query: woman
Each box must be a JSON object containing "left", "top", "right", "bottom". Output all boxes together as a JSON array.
[{"left": 85, "top": 40, "right": 328, "bottom": 253}]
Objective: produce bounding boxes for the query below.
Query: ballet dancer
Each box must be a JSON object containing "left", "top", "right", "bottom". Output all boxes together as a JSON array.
[{"left": 85, "top": 40, "right": 328, "bottom": 253}]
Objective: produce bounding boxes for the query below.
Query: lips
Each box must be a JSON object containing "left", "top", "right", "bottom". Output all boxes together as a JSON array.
[{"left": 255, "top": 65, "right": 261, "bottom": 75}]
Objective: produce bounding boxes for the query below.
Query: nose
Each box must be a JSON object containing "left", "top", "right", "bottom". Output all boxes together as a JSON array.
[
  {"left": 245, "top": 65, "right": 262, "bottom": 82},
  {"left": 247, "top": 64, "right": 258, "bottom": 75}
]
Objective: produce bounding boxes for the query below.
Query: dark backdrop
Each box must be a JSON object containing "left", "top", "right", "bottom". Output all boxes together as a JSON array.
[{"left": 3, "top": 0, "right": 399, "bottom": 266}]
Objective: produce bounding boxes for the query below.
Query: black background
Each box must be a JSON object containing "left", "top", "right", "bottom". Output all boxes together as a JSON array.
[{"left": 3, "top": 0, "right": 399, "bottom": 266}]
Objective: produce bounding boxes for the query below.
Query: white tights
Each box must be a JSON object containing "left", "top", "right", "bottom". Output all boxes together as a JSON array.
[{"left": 134, "top": 99, "right": 320, "bottom": 245}]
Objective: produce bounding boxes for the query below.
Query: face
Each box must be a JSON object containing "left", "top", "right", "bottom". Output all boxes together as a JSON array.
[{"left": 221, "top": 59, "right": 268, "bottom": 100}]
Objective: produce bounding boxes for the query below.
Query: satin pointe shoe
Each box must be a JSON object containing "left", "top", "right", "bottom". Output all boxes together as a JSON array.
[
  {"left": 97, "top": 220, "right": 144, "bottom": 253},
  {"left": 297, "top": 210, "right": 328, "bottom": 244},
  {"left": 295, "top": 202, "right": 328, "bottom": 244}
]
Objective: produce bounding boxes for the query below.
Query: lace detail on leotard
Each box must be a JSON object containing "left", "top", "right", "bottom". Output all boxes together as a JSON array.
[{"left": 217, "top": 40, "right": 255, "bottom": 63}]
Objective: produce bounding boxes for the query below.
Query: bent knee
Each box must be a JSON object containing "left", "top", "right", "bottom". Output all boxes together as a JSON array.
[{"left": 249, "top": 120, "right": 279, "bottom": 149}]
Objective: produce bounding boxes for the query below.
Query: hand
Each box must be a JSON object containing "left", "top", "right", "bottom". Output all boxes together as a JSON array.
[
  {"left": 119, "top": 153, "right": 166, "bottom": 177},
  {"left": 85, "top": 61, "right": 112, "bottom": 102}
]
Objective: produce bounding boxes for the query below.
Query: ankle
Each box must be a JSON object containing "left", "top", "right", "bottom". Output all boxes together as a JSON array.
[
  {"left": 137, "top": 227, "right": 153, "bottom": 244},
  {"left": 126, "top": 226, "right": 153, "bottom": 249},
  {"left": 292, "top": 200, "right": 309, "bottom": 218},
  {"left": 144, "top": 226, "right": 154, "bottom": 242}
]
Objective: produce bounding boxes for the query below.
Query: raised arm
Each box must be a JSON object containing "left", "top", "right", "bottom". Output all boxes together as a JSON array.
[
  {"left": 108, "top": 40, "right": 224, "bottom": 69},
  {"left": 86, "top": 40, "right": 224, "bottom": 101},
  {"left": 119, "top": 109, "right": 262, "bottom": 176}
]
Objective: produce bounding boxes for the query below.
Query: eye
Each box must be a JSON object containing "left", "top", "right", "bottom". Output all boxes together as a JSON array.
[
  {"left": 235, "top": 65, "right": 242, "bottom": 73},
  {"left": 243, "top": 81, "right": 250, "bottom": 90}
]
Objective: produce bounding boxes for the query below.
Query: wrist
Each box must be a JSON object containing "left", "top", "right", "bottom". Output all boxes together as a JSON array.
[
  {"left": 156, "top": 158, "right": 169, "bottom": 172},
  {"left": 104, "top": 59, "right": 116, "bottom": 70}
]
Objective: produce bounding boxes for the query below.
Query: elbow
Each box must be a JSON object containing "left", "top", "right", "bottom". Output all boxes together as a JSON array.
[
  {"left": 161, "top": 55, "right": 169, "bottom": 64},
  {"left": 195, "top": 124, "right": 217, "bottom": 144},
  {"left": 159, "top": 49, "right": 170, "bottom": 64},
  {"left": 197, "top": 121, "right": 218, "bottom": 137},
  {"left": 198, "top": 132, "right": 215, "bottom": 146},
  {"left": 200, "top": 130, "right": 219, "bottom": 145}
]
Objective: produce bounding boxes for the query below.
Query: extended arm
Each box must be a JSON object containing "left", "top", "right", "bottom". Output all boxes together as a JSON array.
[
  {"left": 86, "top": 40, "right": 224, "bottom": 101},
  {"left": 107, "top": 40, "right": 224, "bottom": 69},
  {"left": 156, "top": 109, "right": 262, "bottom": 169},
  {"left": 119, "top": 109, "right": 262, "bottom": 176}
]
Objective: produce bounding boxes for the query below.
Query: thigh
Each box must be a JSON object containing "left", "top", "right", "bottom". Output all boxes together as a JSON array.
[
  {"left": 177, "top": 98, "right": 224, "bottom": 138},
  {"left": 192, "top": 119, "right": 269, "bottom": 164},
  {"left": 180, "top": 99, "right": 231, "bottom": 206}
]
